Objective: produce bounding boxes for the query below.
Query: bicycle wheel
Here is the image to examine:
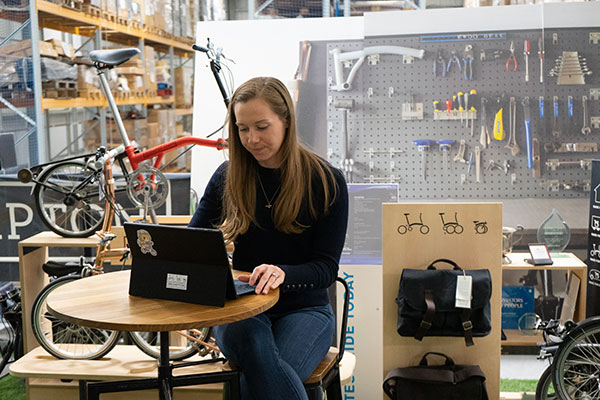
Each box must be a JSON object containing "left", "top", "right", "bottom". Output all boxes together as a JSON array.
[
  {"left": 536, "top": 365, "right": 557, "bottom": 400},
  {"left": 0, "top": 317, "right": 15, "bottom": 374},
  {"left": 34, "top": 161, "right": 105, "bottom": 238},
  {"left": 128, "top": 327, "right": 213, "bottom": 361},
  {"left": 31, "top": 275, "right": 120, "bottom": 359},
  {"left": 552, "top": 317, "right": 600, "bottom": 399}
]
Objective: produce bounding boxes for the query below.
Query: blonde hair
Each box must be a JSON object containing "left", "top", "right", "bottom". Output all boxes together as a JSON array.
[{"left": 221, "top": 77, "right": 336, "bottom": 243}]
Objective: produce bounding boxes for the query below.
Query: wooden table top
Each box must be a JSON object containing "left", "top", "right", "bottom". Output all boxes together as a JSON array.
[{"left": 46, "top": 270, "right": 279, "bottom": 332}]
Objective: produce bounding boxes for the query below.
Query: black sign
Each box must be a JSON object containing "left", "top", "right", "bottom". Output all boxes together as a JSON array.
[{"left": 587, "top": 160, "right": 600, "bottom": 317}]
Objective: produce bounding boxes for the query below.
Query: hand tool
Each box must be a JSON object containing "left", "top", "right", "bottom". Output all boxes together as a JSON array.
[
  {"left": 475, "top": 146, "right": 481, "bottom": 183},
  {"left": 433, "top": 100, "right": 440, "bottom": 114},
  {"left": 506, "top": 41, "right": 517, "bottom": 72},
  {"left": 454, "top": 139, "right": 467, "bottom": 163},
  {"left": 532, "top": 138, "right": 541, "bottom": 178},
  {"left": 538, "top": 36, "right": 544, "bottom": 83},
  {"left": 551, "top": 96, "right": 560, "bottom": 137},
  {"left": 335, "top": 98, "right": 355, "bottom": 182},
  {"left": 567, "top": 95, "right": 574, "bottom": 134},
  {"left": 544, "top": 141, "right": 598, "bottom": 153},
  {"left": 446, "top": 51, "right": 462, "bottom": 74},
  {"left": 480, "top": 97, "right": 491, "bottom": 147},
  {"left": 434, "top": 49, "right": 446, "bottom": 77},
  {"left": 413, "top": 140, "right": 435, "bottom": 181},
  {"left": 539, "top": 96, "right": 544, "bottom": 118},
  {"left": 457, "top": 91, "right": 464, "bottom": 126},
  {"left": 524, "top": 40, "right": 530, "bottom": 82},
  {"left": 522, "top": 96, "right": 533, "bottom": 168},
  {"left": 582, "top": 95, "right": 591, "bottom": 135},
  {"left": 446, "top": 99, "right": 452, "bottom": 117},
  {"left": 479, "top": 49, "right": 503, "bottom": 61},
  {"left": 437, "top": 140, "right": 455, "bottom": 172},
  {"left": 505, "top": 97, "right": 520, "bottom": 156},
  {"left": 469, "top": 89, "right": 477, "bottom": 135},
  {"left": 467, "top": 151, "right": 473, "bottom": 174},
  {"left": 492, "top": 96, "right": 504, "bottom": 141},
  {"left": 462, "top": 45, "right": 474, "bottom": 80}
]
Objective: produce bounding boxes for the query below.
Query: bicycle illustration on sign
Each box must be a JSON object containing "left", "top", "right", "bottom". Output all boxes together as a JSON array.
[
  {"left": 591, "top": 243, "right": 600, "bottom": 259},
  {"left": 473, "top": 220, "right": 488, "bottom": 234},
  {"left": 592, "top": 215, "right": 600, "bottom": 232},
  {"left": 439, "top": 212, "right": 463, "bottom": 234},
  {"left": 397, "top": 213, "right": 430, "bottom": 235}
]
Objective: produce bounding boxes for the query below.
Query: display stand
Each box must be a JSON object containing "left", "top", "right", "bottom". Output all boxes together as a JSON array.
[
  {"left": 382, "top": 203, "right": 502, "bottom": 400},
  {"left": 502, "top": 252, "right": 587, "bottom": 346}
]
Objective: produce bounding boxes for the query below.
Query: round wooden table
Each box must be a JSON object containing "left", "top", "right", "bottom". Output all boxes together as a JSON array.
[{"left": 46, "top": 269, "right": 279, "bottom": 400}]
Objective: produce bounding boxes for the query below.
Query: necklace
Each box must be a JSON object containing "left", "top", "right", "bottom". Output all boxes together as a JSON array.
[{"left": 257, "top": 173, "right": 281, "bottom": 209}]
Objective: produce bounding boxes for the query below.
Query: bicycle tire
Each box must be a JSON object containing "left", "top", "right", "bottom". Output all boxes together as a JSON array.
[
  {"left": 34, "top": 161, "right": 105, "bottom": 238},
  {"left": 552, "top": 317, "right": 600, "bottom": 399},
  {"left": 0, "top": 319, "right": 15, "bottom": 374},
  {"left": 31, "top": 275, "right": 120, "bottom": 360},
  {"left": 128, "top": 327, "right": 212, "bottom": 361},
  {"left": 536, "top": 365, "right": 558, "bottom": 400}
]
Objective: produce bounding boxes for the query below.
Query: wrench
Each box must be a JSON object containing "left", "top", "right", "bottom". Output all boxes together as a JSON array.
[
  {"left": 582, "top": 95, "right": 591, "bottom": 135},
  {"left": 552, "top": 96, "right": 561, "bottom": 137},
  {"left": 522, "top": 97, "right": 533, "bottom": 168},
  {"left": 454, "top": 139, "right": 467, "bottom": 163},
  {"left": 505, "top": 97, "right": 520, "bottom": 156}
]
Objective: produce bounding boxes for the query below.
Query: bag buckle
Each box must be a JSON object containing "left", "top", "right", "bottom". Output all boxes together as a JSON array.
[
  {"left": 420, "top": 320, "right": 432, "bottom": 329},
  {"left": 462, "top": 320, "right": 473, "bottom": 331}
]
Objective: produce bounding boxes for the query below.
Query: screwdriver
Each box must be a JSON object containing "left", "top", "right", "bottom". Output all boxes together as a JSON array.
[
  {"left": 413, "top": 140, "right": 435, "bottom": 181},
  {"left": 437, "top": 140, "right": 456, "bottom": 172},
  {"left": 458, "top": 92, "right": 464, "bottom": 126},
  {"left": 524, "top": 40, "right": 530, "bottom": 82}
]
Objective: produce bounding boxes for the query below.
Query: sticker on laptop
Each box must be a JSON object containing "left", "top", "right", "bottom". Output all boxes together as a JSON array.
[
  {"left": 136, "top": 229, "right": 157, "bottom": 256},
  {"left": 166, "top": 273, "right": 188, "bottom": 291}
]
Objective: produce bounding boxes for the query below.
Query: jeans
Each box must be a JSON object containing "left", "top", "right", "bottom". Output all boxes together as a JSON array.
[{"left": 213, "top": 304, "right": 335, "bottom": 400}]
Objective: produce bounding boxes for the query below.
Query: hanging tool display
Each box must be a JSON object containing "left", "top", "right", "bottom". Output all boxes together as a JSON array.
[
  {"left": 334, "top": 98, "right": 355, "bottom": 182},
  {"left": 463, "top": 45, "right": 474, "bottom": 80},
  {"left": 434, "top": 49, "right": 446, "bottom": 77},
  {"left": 523, "top": 40, "right": 530, "bottom": 82},
  {"left": 413, "top": 140, "right": 435, "bottom": 181},
  {"left": 479, "top": 49, "right": 503, "bottom": 61},
  {"left": 480, "top": 97, "right": 490, "bottom": 147},
  {"left": 582, "top": 95, "right": 591, "bottom": 135},
  {"left": 506, "top": 41, "right": 517, "bottom": 72},
  {"left": 505, "top": 97, "right": 520, "bottom": 156},
  {"left": 492, "top": 95, "right": 504, "bottom": 141},
  {"left": 538, "top": 36, "right": 544, "bottom": 84},
  {"left": 552, "top": 96, "right": 561, "bottom": 137},
  {"left": 522, "top": 96, "right": 533, "bottom": 168}
]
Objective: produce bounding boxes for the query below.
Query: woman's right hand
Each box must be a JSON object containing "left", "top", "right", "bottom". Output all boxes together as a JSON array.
[{"left": 238, "top": 264, "right": 285, "bottom": 295}]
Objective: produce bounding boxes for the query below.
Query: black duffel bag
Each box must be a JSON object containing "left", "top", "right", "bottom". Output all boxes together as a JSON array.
[
  {"left": 395, "top": 258, "right": 492, "bottom": 346},
  {"left": 383, "top": 352, "right": 489, "bottom": 400}
]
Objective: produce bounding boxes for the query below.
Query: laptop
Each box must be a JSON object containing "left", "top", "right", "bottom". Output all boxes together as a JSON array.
[{"left": 124, "top": 222, "right": 256, "bottom": 307}]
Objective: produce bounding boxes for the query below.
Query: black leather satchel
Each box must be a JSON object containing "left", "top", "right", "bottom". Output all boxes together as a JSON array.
[
  {"left": 395, "top": 259, "right": 492, "bottom": 346},
  {"left": 383, "top": 352, "right": 489, "bottom": 400}
]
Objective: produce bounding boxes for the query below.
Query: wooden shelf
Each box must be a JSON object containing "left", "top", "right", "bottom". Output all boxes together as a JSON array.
[
  {"left": 176, "top": 107, "right": 193, "bottom": 116},
  {"left": 36, "top": 0, "right": 194, "bottom": 56},
  {"left": 42, "top": 95, "right": 174, "bottom": 110}
]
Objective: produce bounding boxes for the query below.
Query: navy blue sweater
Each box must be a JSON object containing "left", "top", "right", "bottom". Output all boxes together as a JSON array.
[{"left": 189, "top": 161, "right": 349, "bottom": 314}]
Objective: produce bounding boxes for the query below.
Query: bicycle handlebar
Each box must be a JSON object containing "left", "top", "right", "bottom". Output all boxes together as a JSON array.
[{"left": 192, "top": 44, "right": 209, "bottom": 53}]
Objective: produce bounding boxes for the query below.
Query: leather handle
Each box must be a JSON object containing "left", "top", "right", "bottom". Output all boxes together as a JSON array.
[
  {"left": 427, "top": 258, "right": 462, "bottom": 271},
  {"left": 419, "top": 352, "right": 455, "bottom": 366}
]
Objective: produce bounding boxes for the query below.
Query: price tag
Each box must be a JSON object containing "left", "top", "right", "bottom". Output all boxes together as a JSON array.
[{"left": 455, "top": 274, "right": 472, "bottom": 309}]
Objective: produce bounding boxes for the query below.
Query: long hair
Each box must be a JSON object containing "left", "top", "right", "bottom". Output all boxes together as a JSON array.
[{"left": 220, "top": 77, "right": 336, "bottom": 243}]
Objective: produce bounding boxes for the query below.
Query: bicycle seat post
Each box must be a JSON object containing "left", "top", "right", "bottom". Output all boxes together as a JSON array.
[{"left": 96, "top": 67, "right": 132, "bottom": 148}]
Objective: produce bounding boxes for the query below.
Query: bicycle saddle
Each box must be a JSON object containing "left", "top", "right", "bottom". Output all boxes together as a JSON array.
[{"left": 89, "top": 48, "right": 140, "bottom": 67}]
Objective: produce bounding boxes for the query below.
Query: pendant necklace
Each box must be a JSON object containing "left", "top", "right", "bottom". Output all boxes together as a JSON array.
[{"left": 257, "top": 173, "right": 281, "bottom": 209}]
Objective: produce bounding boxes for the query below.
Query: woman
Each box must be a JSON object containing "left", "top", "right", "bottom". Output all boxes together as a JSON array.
[{"left": 188, "top": 76, "right": 348, "bottom": 400}]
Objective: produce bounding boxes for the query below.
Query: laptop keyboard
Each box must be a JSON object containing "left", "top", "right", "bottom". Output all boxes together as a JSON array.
[{"left": 234, "top": 279, "right": 256, "bottom": 296}]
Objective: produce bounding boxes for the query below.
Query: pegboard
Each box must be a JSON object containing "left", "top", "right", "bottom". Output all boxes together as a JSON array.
[{"left": 326, "top": 28, "right": 600, "bottom": 199}]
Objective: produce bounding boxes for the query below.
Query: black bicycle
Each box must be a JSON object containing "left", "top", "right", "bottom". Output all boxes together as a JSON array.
[
  {"left": 535, "top": 317, "right": 600, "bottom": 400},
  {"left": 0, "top": 288, "right": 23, "bottom": 376}
]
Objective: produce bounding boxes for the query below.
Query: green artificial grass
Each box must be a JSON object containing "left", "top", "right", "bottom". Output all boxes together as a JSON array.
[
  {"left": 0, "top": 375, "right": 26, "bottom": 400},
  {"left": 500, "top": 378, "right": 539, "bottom": 393}
]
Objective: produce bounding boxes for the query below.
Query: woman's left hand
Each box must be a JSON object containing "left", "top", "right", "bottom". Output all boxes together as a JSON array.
[{"left": 238, "top": 264, "right": 285, "bottom": 295}]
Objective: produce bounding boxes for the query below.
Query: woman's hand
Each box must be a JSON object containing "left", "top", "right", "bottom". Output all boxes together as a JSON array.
[{"left": 238, "top": 264, "right": 285, "bottom": 295}]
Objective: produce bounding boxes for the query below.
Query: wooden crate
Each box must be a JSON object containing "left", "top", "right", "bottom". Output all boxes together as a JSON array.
[
  {"left": 82, "top": 3, "right": 101, "bottom": 17},
  {"left": 42, "top": 80, "right": 77, "bottom": 99}
]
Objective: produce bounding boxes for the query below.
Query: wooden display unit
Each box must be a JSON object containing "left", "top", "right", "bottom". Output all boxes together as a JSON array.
[
  {"left": 501, "top": 252, "right": 587, "bottom": 347},
  {"left": 382, "top": 203, "right": 502, "bottom": 400}
]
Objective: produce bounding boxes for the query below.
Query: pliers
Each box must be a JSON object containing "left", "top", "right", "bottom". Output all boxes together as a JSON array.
[
  {"left": 433, "top": 49, "right": 446, "bottom": 77},
  {"left": 446, "top": 51, "right": 462, "bottom": 74},
  {"left": 462, "top": 45, "right": 474, "bottom": 80},
  {"left": 505, "top": 41, "right": 517, "bottom": 71}
]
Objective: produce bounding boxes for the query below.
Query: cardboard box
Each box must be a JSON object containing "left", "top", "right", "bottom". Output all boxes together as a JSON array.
[
  {"left": 174, "top": 66, "right": 193, "bottom": 107},
  {"left": 144, "top": 45, "right": 156, "bottom": 92},
  {"left": 45, "top": 39, "right": 75, "bottom": 59},
  {"left": 77, "top": 65, "right": 99, "bottom": 90},
  {"left": 0, "top": 40, "right": 59, "bottom": 58},
  {"left": 102, "top": 0, "right": 117, "bottom": 14},
  {"left": 124, "top": 74, "right": 145, "bottom": 91}
]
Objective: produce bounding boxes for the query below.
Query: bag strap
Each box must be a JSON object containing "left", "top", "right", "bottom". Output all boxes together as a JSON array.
[
  {"left": 419, "top": 352, "right": 455, "bottom": 366},
  {"left": 427, "top": 258, "right": 462, "bottom": 271},
  {"left": 461, "top": 308, "right": 475, "bottom": 347},
  {"left": 383, "top": 367, "right": 403, "bottom": 399},
  {"left": 414, "top": 290, "right": 435, "bottom": 341}
]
